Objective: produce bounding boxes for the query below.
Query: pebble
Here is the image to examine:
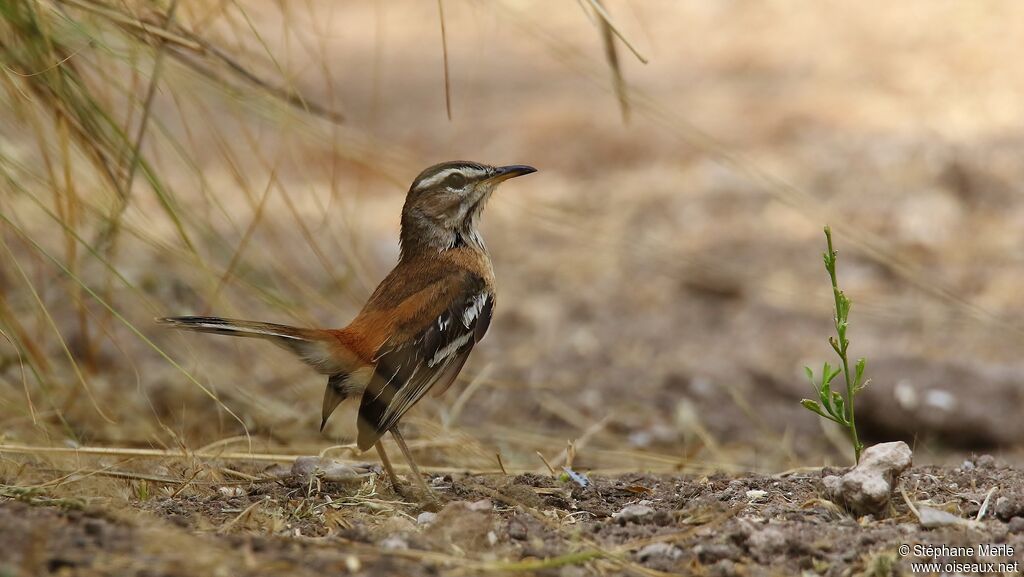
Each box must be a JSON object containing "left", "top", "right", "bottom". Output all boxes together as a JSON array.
[
  {"left": 613, "top": 503, "right": 656, "bottom": 524},
  {"left": 917, "top": 506, "right": 968, "bottom": 529},
  {"left": 508, "top": 519, "right": 528, "bottom": 540},
  {"left": 636, "top": 542, "right": 683, "bottom": 562},
  {"left": 416, "top": 512, "right": 438, "bottom": 526},
  {"left": 1009, "top": 517, "right": 1024, "bottom": 534},
  {"left": 747, "top": 526, "right": 787, "bottom": 560},
  {"left": 379, "top": 535, "right": 409, "bottom": 550},
  {"left": 291, "top": 456, "right": 320, "bottom": 479},
  {"left": 694, "top": 543, "right": 735, "bottom": 563},
  {"left": 709, "top": 559, "right": 738, "bottom": 577},
  {"left": 466, "top": 499, "right": 493, "bottom": 512},
  {"left": 289, "top": 456, "right": 364, "bottom": 482},
  {"left": 320, "top": 462, "right": 361, "bottom": 482},
  {"left": 822, "top": 441, "right": 912, "bottom": 515},
  {"left": 345, "top": 556, "right": 361, "bottom": 572},
  {"left": 995, "top": 496, "right": 1024, "bottom": 521},
  {"left": 218, "top": 486, "right": 246, "bottom": 498}
]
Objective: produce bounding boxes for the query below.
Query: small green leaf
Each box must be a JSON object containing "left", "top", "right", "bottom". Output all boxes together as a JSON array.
[
  {"left": 854, "top": 358, "right": 866, "bottom": 387},
  {"left": 801, "top": 399, "right": 840, "bottom": 424},
  {"left": 831, "top": 391, "right": 847, "bottom": 424},
  {"left": 801, "top": 399, "right": 822, "bottom": 413},
  {"left": 818, "top": 363, "right": 833, "bottom": 400},
  {"left": 822, "top": 364, "right": 841, "bottom": 387},
  {"left": 818, "top": 380, "right": 831, "bottom": 411}
]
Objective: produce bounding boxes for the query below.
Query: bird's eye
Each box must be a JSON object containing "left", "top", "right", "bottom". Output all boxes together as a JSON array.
[{"left": 442, "top": 173, "right": 467, "bottom": 189}]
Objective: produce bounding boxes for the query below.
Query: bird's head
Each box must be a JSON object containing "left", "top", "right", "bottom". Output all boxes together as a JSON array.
[{"left": 400, "top": 161, "right": 536, "bottom": 255}]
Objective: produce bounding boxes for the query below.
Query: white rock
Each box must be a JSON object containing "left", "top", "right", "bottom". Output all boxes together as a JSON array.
[
  {"left": 918, "top": 506, "right": 969, "bottom": 529},
  {"left": 614, "top": 504, "right": 656, "bottom": 524},
  {"left": 291, "top": 456, "right": 321, "bottom": 478},
  {"left": 894, "top": 380, "right": 919, "bottom": 410},
  {"left": 823, "top": 441, "right": 913, "bottom": 515},
  {"left": 976, "top": 454, "right": 997, "bottom": 468},
  {"left": 924, "top": 389, "right": 956, "bottom": 412},
  {"left": 345, "top": 555, "right": 361, "bottom": 572},
  {"left": 218, "top": 486, "right": 246, "bottom": 498},
  {"left": 320, "top": 462, "right": 361, "bottom": 482},
  {"left": 290, "top": 456, "right": 365, "bottom": 482},
  {"left": 416, "top": 512, "right": 438, "bottom": 526},
  {"left": 746, "top": 489, "right": 768, "bottom": 501},
  {"left": 467, "top": 499, "right": 493, "bottom": 512},
  {"left": 636, "top": 542, "right": 682, "bottom": 562},
  {"left": 379, "top": 535, "right": 408, "bottom": 550}
]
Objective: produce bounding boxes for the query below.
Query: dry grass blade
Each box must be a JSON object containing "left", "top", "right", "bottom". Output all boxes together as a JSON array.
[
  {"left": 480, "top": 550, "right": 606, "bottom": 572},
  {"left": 1, "top": 2, "right": 124, "bottom": 195},
  {"left": 585, "top": 0, "right": 648, "bottom": 63},
  {"left": 57, "top": 0, "right": 201, "bottom": 50},
  {"left": 593, "top": 0, "right": 630, "bottom": 122},
  {"left": 167, "top": 33, "right": 344, "bottom": 124},
  {"left": 218, "top": 498, "right": 267, "bottom": 534},
  {"left": 0, "top": 485, "right": 86, "bottom": 509},
  {"left": 0, "top": 288, "right": 51, "bottom": 376},
  {"left": 0, "top": 443, "right": 496, "bottom": 474},
  {"left": 437, "top": 0, "right": 452, "bottom": 120},
  {"left": 226, "top": 0, "right": 309, "bottom": 114},
  {"left": 207, "top": 169, "right": 276, "bottom": 311},
  {"left": 0, "top": 327, "right": 35, "bottom": 424},
  {"left": 0, "top": 237, "right": 114, "bottom": 424},
  {"left": 113, "top": 0, "right": 181, "bottom": 243},
  {"left": 2, "top": 2, "right": 201, "bottom": 255},
  {"left": 0, "top": 213, "right": 249, "bottom": 436}
]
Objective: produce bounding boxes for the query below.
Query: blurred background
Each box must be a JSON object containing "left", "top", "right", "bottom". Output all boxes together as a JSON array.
[{"left": 3, "top": 0, "right": 1024, "bottom": 475}]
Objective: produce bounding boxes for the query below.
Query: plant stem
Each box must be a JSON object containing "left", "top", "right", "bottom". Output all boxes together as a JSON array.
[{"left": 824, "top": 226, "right": 862, "bottom": 463}]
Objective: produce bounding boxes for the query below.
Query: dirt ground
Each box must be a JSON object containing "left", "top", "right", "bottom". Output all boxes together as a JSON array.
[
  {"left": 6, "top": 1, "right": 1024, "bottom": 575},
  {"left": 5, "top": 457, "right": 1024, "bottom": 576}
]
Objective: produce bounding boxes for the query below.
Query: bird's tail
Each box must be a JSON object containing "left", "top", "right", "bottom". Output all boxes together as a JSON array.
[{"left": 157, "top": 316, "right": 340, "bottom": 374}]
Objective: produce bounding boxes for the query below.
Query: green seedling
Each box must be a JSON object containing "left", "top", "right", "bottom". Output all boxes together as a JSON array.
[{"left": 801, "top": 226, "right": 869, "bottom": 463}]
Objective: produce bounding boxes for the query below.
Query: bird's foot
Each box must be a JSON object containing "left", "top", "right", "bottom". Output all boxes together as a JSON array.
[{"left": 388, "top": 474, "right": 440, "bottom": 508}]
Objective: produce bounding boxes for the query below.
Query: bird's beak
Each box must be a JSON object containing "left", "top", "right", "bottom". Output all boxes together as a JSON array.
[{"left": 486, "top": 164, "right": 537, "bottom": 183}]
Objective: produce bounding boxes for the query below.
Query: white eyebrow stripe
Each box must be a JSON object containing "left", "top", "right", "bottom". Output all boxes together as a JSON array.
[{"left": 415, "top": 166, "right": 487, "bottom": 190}]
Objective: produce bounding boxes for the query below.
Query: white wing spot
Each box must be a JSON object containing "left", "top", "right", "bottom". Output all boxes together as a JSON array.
[
  {"left": 462, "top": 293, "right": 488, "bottom": 328},
  {"left": 429, "top": 332, "right": 473, "bottom": 368}
]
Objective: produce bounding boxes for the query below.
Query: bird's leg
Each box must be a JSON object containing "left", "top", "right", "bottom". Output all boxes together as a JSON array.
[
  {"left": 390, "top": 426, "right": 436, "bottom": 500},
  {"left": 373, "top": 440, "right": 405, "bottom": 494}
]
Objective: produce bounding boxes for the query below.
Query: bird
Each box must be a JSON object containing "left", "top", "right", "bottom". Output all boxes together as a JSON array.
[{"left": 158, "top": 160, "right": 536, "bottom": 498}]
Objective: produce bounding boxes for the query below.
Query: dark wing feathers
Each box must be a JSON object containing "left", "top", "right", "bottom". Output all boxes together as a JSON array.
[
  {"left": 357, "top": 276, "right": 493, "bottom": 450},
  {"left": 473, "top": 293, "right": 493, "bottom": 342}
]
